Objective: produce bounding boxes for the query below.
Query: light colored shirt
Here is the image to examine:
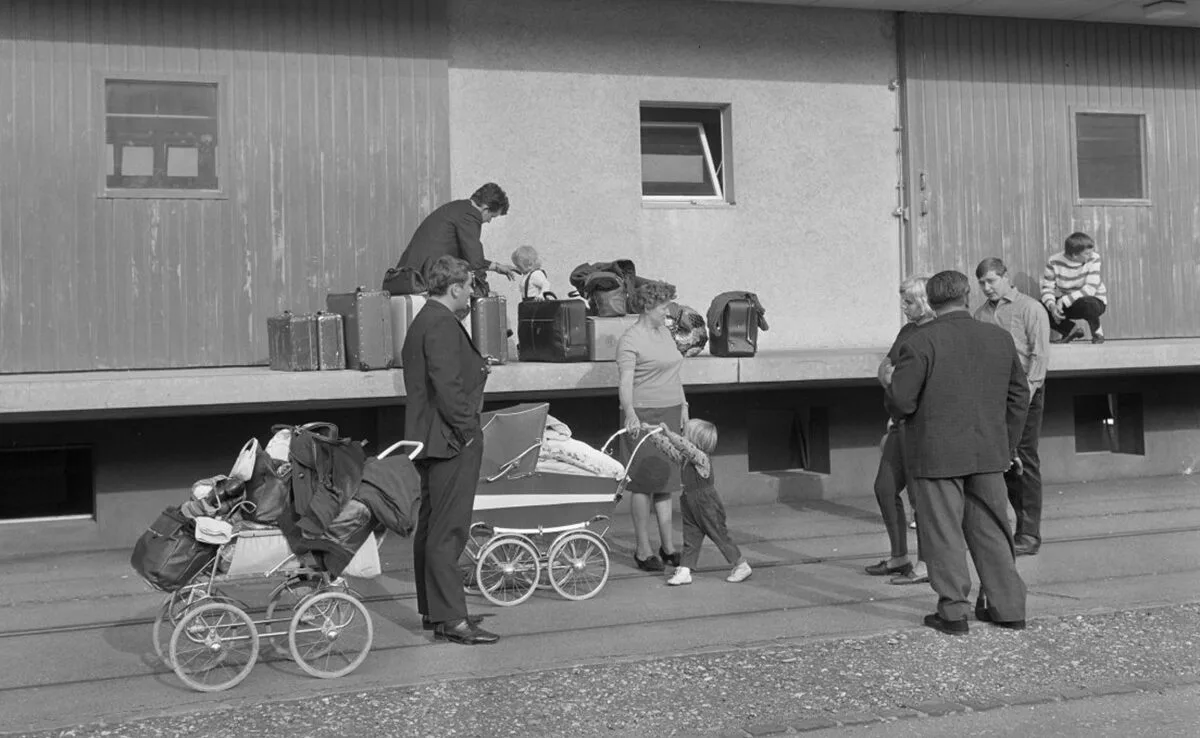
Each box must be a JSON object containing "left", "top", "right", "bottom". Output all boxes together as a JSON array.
[
  {"left": 520, "top": 269, "right": 553, "bottom": 300},
  {"left": 616, "top": 320, "right": 685, "bottom": 408},
  {"left": 974, "top": 289, "right": 1050, "bottom": 391}
]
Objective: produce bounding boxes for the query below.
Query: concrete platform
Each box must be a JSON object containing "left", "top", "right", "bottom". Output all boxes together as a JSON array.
[{"left": 2, "top": 338, "right": 1197, "bottom": 421}]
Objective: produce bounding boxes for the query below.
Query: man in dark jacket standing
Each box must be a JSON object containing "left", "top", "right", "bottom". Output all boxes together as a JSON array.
[
  {"left": 398, "top": 183, "right": 517, "bottom": 284},
  {"left": 887, "top": 270, "right": 1030, "bottom": 636},
  {"left": 401, "top": 255, "right": 497, "bottom": 645}
]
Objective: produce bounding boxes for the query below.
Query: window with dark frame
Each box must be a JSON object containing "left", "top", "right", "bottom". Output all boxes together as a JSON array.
[
  {"left": 1075, "top": 112, "right": 1146, "bottom": 201},
  {"left": 105, "top": 79, "right": 219, "bottom": 191},
  {"left": 640, "top": 105, "right": 727, "bottom": 202}
]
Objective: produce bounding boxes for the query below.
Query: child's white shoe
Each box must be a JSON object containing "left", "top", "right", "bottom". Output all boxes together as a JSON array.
[
  {"left": 667, "top": 567, "right": 692, "bottom": 586},
  {"left": 726, "top": 561, "right": 753, "bottom": 583}
]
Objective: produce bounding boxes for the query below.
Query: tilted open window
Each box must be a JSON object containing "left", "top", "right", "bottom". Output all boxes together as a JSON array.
[{"left": 640, "top": 105, "right": 730, "bottom": 204}]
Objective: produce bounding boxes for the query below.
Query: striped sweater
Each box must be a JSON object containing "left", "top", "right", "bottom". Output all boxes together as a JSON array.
[{"left": 1040, "top": 250, "right": 1107, "bottom": 308}]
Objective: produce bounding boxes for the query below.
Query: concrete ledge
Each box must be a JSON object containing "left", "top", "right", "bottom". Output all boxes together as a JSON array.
[{"left": 1, "top": 339, "right": 1197, "bottom": 420}]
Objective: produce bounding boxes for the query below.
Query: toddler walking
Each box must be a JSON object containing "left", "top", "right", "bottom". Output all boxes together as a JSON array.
[
  {"left": 511, "top": 245, "right": 553, "bottom": 301},
  {"left": 645, "top": 419, "right": 752, "bottom": 585}
]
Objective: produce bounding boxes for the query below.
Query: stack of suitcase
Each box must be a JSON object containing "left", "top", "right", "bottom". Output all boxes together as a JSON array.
[{"left": 267, "top": 311, "right": 345, "bottom": 371}]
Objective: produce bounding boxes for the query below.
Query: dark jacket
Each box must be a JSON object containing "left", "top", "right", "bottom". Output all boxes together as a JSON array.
[
  {"left": 707, "top": 292, "right": 769, "bottom": 338},
  {"left": 401, "top": 300, "right": 490, "bottom": 459},
  {"left": 355, "top": 456, "right": 421, "bottom": 537},
  {"left": 886, "top": 310, "right": 1030, "bottom": 479},
  {"left": 397, "top": 199, "right": 490, "bottom": 279},
  {"left": 883, "top": 321, "right": 926, "bottom": 420}
]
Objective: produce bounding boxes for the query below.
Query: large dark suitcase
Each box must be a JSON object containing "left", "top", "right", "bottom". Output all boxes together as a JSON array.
[
  {"left": 518, "top": 295, "right": 589, "bottom": 362},
  {"left": 709, "top": 298, "right": 759, "bottom": 357},
  {"left": 267, "top": 311, "right": 319, "bottom": 371},
  {"left": 315, "top": 311, "right": 345, "bottom": 371},
  {"left": 326, "top": 288, "right": 394, "bottom": 371},
  {"left": 470, "top": 295, "right": 509, "bottom": 365}
]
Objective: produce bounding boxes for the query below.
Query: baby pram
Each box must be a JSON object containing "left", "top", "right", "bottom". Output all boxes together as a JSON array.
[{"left": 462, "top": 402, "right": 661, "bottom": 606}]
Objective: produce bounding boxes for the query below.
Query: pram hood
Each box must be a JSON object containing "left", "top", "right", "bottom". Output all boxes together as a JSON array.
[{"left": 479, "top": 402, "right": 549, "bottom": 481}]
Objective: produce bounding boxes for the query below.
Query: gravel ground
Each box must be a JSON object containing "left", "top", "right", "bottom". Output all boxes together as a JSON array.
[{"left": 20, "top": 603, "right": 1200, "bottom": 738}]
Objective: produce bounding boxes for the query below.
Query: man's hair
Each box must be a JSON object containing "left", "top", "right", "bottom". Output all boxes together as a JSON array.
[
  {"left": 425, "top": 255, "right": 472, "bottom": 296},
  {"left": 1064, "top": 231, "right": 1095, "bottom": 257},
  {"left": 511, "top": 245, "right": 540, "bottom": 272},
  {"left": 632, "top": 280, "right": 677, "bottom": 313},
  {"left": 899, "top": 276, "right": 934, "bottom": 319},
  {"left": 471, "top": 183, "right": 509, "bottom": 215},
  {"left": 926, "top": 270, "right": 971, "bottom": 309},
  {"left": 683, "top": 418, "right": 718, "bottom": 454},
  {"left": 975, "top": 257, "right": 1007, "bottom": 279}
]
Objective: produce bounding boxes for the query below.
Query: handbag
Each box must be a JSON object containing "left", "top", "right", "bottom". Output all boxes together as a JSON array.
[
  {"left": 244, "top": 450, "right": 289, "bottom": 525},
  {"left": 381, "top": 265, "right": 426, "bottom": 296},
  {"left": 130, "top": 507, "right": 218, "bottom": 592}
]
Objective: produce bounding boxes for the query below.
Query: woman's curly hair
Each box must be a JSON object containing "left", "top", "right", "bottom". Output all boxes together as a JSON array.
[{"left": 632, "top": 280, "right": 677, "bottom": 313}]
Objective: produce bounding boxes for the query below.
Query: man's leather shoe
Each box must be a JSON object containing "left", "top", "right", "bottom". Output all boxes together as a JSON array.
[
  {"left": 434, "top": 618, "right": 499, "bottom": 645},
  {"left": 974, "top": 597, "right": 1027, "bottom": 630},
  {"left": 422, "top": 614, "right": 484, "bottom": 632},
  {"left": 865, "top": 560, "right": 912, "bottom": 576},
  {"left": 1014, "top": 536, "right": 1040, "bottom": 557},
  {"left": 923, "top": 613, "right": 969, "bottom": 636}
]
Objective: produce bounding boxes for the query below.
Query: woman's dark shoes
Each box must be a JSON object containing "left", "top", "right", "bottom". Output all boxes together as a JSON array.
[
  {"left": 634, "top": 553, "right": 665, "bottom": 572},
  {"left": 659, "top": 546, "right": 681, "bottom": 568},
  {"left": 923, "top": 613, "right": 969, "bottom": 636},
  {"left": 422, "top": 614, "right": 484, "bottom": 632},
  {"left": 865, "top": 560, "right": 913, "bottom": 576},
  {"left": 434, "top": 618, "right": 499, "bottom": 645}
]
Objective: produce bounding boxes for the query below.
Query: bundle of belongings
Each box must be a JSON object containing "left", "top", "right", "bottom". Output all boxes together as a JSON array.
[
  {"left": 664, "top": 302, "right": 708, "bottom": 357},
  {"left": 536, "top": 414, "right": 626, "bottom": 479},
  {"left": 569, "top": 259, "right": 645, "bottom": 317},
  {"left": 130, "top": 424, "right": 420, "bottom": 592}
]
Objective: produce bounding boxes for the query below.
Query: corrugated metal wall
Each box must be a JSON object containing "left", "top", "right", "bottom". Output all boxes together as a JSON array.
[
  {"left": 0, "top": 0, "right": 449, "bottom": 372},
  {"left": 901, "top": 14, "right": 1200, "bottom": 339}
]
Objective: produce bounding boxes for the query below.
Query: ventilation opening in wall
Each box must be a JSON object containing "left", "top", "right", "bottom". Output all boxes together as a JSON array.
[
  {"left": 0, "top": 446, "right": 95, "bottom": 522},
  {"left": 747, "top": 406, "right": 830, "bottom": 474},
  {"left": 1073, "top": 393, "right": 1145, "bottom": 455}
]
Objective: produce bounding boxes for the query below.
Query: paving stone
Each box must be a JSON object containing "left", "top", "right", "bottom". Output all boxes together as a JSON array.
[
  {"left": 906, "top": 700, "right": 968, "bottom": 717},
  {"left": 833, "top": 712, "right": 882, "bottom": 726},
  {"left": 873, "top": 707, "right": 922, "bottom": 721},
  {"left": 1129, "top": 680, "right": 1167, "bottom": 693},
  {"left": 1088, "top": 683, "right": 1143, "bottom": 697},
  {"left": 1000, "top": 692, "right": 1060, "bottom": 707},
  {"left": 788, "top": 716, "right": 837, "bottom": 732},
  {"left": 1055, "top": 687, "right": 1095, "bottom": 701},
  {"left": 958, "top": 698, "right": 1007, "bottom": 713},
  {"left": 744, "top": 724, "right": 792, "bottom": 736}
]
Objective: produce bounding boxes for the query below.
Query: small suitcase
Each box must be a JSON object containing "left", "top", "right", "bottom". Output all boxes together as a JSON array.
[
  {"left": 518, "top": 295, "right": 589, "bottom": 362},
  {"left": 315, "top": 312, "right": 345, "bottom": 370},
  {"left": 587, "top": 315, "right": 639, "bottom": 362},
  {"left": 325, "top": 288, "right": 394, "bottom": 371},
  {"left": 267, "top": 311, "right": 319, "bottom": 371},
  {"left": 709, "top": 298, "right": 759, "bottom": 357},
  {"left": 389, "top": 295, "right": 427, "bottom": 367},
  {"left": 470, "top": 295, "right": 509, "bottom": 365}
]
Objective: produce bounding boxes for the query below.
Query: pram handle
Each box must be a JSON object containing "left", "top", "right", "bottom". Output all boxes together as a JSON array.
[
  {"left": 378, "top": 440, "right": 424, "bottom": 460},
  {"left": 601, "top": 426, "right": 663, "bottom": 475},
  {"left": 484, "top": 442, "right": 542, "bottom": 483}
]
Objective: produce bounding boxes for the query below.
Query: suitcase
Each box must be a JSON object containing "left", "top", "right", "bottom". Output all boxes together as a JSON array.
[
  {"left": 518, "top": 296, "right": 589, "bottom": 362},
  {"left": 470, "top": 295, "right": 509, "bottom": 365},
  {"left": 389, "top": 294, "right": 427, "bottom": 367},
  {"left": 315, "top": 312, "right": 345, "bottom": 370},
  {"left": 325, "top": 288, "right": 394, "bottom": 371},
  {"left": 587, "top": 315, "right": 638, "bottom": 362},
  {"left": 267, "top": 311, "right": 319, "bottom": 371},
  {"left": 709, "top": 298, "right": 759, "bottom": 357}
]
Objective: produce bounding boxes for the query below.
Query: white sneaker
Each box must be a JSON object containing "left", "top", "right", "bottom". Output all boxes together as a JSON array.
[
  {"left": 667, "top": 567, "right": 692, "bottom": 586},
  {"left": 726, "top": 561, "right": 753, "bottom": 583}
]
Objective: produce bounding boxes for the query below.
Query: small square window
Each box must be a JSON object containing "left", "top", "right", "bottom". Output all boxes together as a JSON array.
[
  {"left": 640, "top": 105, "right": 730, "bottom": 203},
  {"left": 104, "top": 78, "right": 220, "bottom": 193},
  {"left": 1074, "top": 112, "right": 1147, "bottom": 203}
]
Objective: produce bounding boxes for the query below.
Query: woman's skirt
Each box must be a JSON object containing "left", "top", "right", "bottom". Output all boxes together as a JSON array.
[{"left": 619, "top": 404, "right": 683, "bottom": 500}]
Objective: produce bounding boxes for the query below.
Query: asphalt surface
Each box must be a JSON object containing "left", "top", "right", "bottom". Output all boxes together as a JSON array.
[{"left": 2, "top": 475, "right": 1198, "bottom": 737}]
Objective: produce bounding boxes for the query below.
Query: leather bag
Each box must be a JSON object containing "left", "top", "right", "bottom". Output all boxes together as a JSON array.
[
  {"left": 130, "top": 507, "right": 218, "bottom": 592},
  {"left": 244, "top": 450, "right": 289, "bottom": 525},
  {"left": 381, "top": 265, "right": 426, "bottom": 296}
]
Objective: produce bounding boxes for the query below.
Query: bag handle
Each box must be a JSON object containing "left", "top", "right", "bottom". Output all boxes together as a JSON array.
[{"left": 299, "top": 422, "right": 339, "bottom": 440}]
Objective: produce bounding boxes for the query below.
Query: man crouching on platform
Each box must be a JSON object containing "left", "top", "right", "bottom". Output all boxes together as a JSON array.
[{"left": 886, "top": 270, "right": 1030, "bottom": 636}]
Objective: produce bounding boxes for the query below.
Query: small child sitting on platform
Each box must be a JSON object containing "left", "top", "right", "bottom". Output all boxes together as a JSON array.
[
  {"left": 512, "top": 245, "right": 553, "bottom": 301},
  {"left": 645, "top": 419, "right": 752, "bottom": 586}
]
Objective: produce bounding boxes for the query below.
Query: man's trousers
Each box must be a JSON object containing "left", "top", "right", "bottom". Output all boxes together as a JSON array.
[
  {"left": 1006, "top": 386, "right": 1045, "bottom": 543},
  {"left": 911, "top": 473, "right": 1027, "bottom": 622},
  {"left": 413, "top": 435, "right": 484, "bottom": 624}
]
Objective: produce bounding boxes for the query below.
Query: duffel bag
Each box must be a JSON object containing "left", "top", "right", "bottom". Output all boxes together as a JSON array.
[{"left": 130, "top": 507, "right": 218, "bottom": 592}]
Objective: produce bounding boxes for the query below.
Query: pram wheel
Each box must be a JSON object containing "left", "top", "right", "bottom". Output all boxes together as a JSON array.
[
  {"left": 287, "top": 591, "right": 374, "bottom": 679},
  {"left": 475, "top": 535, "right": 540, "bottom": 607},
  {"left": 153, "top": 587, "right": 241, "bottom": 667},
  {"left": 169, "top": 601, "right": 260, "bottom": 692},
  {"left": 547, "top": 531, "right": 610, "bottom": 601},
  {"left": 264, "top": 575, "right": 324, "bottom": 656}
]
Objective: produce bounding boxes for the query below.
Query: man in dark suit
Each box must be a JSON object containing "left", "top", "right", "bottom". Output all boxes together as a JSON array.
[
  {"left": 887, "top": 270, "right": 1030, "bottom": 636},
  {"left": 401, "top": 255, "right": 497, "bottom": 645},
  {"left": 397, "top": 183, "right": 517, "bottom": 285}
]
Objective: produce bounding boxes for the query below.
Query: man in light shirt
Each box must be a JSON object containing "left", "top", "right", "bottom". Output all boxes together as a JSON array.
[{"left": 974, "top": 258, "right": 1051, "bottom": 557}]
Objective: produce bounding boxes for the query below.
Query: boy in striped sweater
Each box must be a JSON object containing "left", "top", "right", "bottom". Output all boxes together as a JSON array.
[{"left": 1040, "top": 232, "right": 1107, "bottom": 344}]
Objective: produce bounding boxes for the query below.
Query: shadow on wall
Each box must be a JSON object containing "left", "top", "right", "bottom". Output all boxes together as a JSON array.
[{"left": 448, "top": 0, "right": 895, "bottom": 84}]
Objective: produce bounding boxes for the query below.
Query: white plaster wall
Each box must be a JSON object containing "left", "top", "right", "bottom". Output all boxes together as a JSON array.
[{"left": 447, "top": 0, "right": 902, "bottom": 350}]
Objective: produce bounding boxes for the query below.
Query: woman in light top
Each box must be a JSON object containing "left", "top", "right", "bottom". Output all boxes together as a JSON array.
[{"left": 618, "top": 280, "right": 686, "bottom": 572}]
